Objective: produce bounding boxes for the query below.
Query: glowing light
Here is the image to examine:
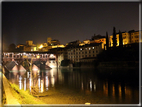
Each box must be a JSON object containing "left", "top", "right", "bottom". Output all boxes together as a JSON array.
[
  {"left": 39, "top": 44, "right": 43, "bottom": 49},
  {"left": 94, "top": 82, "right": 96, "bottom": 91},
  {"left": 38, "top": 75, "right": 41, "bottom": 92},
  {"left": 29, "top": 78, "right": 31, "bottom": 92},
  {"left": 32, "top": 64, "right": 39, "bottom": 71},
  {"left": 49, "top": 62, "right": 56, "bottom": 68},
  {"left": 119, "top": 84, "right": 122, "bottom": 97},
  {"left": 85, "top": 103, "right": 90, "bottom": 105},
  {"left": 46, "top": 75, "right": 48, "bottom": 91},
  {"left": 90, "top": 80, "right": 92, "bottom": 91},
  {"left": 81, "top": 82, "right": 83, "bottom": 90},
  {"left": 50, "top": 54, "right": 55, "bottom": 58},
  {"left": 37, "top": 55, "right": 40, "bottom": 59},
  {"left": 51, "top": 77, "right": 55, "bottom": 87},
  {"left": 19, "top": 76, "right": 22, "bottom": 90},
  {"left": 41, "top": 80, "right": 44, "bottom": 93},
  {"left": 27, "top": 72, "right": 29, "bottom": 78},
  {"left": 112, "top": 84, "right": 115, "bottom": 97},
  {"left": 24, "top": 78, "right": 26, "bottom": 91}
]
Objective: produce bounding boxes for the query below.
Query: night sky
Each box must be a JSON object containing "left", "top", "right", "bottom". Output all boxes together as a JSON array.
[{"left": 2, "top": 2, "right": 139, "bottom": 50}]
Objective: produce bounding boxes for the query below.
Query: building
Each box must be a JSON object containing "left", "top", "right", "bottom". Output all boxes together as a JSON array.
[
  {"left": 109, "top": 30, "right": 141, "bottom": 47},
  {"left": 47, "top": 37, "right": 60, "bottom": 46},
  {"left": 48, "top": 47, "right": 67, "bottom": 67},
  {"left": 67, "top": 43, "right": 102, "bottom": 63},
  {"left": 17, "top": 40, "right": 37, "bottom": 52},
  {"left": 128, "top": 30, "right": 140, "bottom": 43},
  {"left": 66, "top": 40, "right": 81, "bottom": 47},
  {"left": 79, "top": 39, "right": 90, "bottom": 46},
  {"left": 91, "top": 38, "right": 106, "bottom": 49}
]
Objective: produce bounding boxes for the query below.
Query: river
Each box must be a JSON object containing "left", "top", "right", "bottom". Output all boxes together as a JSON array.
[{"left": 5, "top": 67, "right": 139, "bottom": 104}]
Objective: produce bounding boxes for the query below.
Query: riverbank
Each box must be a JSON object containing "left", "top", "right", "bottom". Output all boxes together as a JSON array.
[{"left": 2, "top": 72, "right": 45, "bottom": 105}]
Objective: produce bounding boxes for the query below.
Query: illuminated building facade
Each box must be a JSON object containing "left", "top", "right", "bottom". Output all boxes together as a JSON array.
[
  {"left": 79, "top": 39, "right": 90, "bottom": 46},
  {"left": 48, "top": 47, "right": 67, "bottom": 67},
  {"left": 109, "top": 30, "right": 140, "bottom": 47},
  {"left": 24, "top": 40, "right": 37, "bottom": 51},
  {"left": 16, "top": 38, "right": 65, "bottom": 52},
  {"left": 67, "top": 43, "right": 102, "bottom": 62},
  {"left": 129, "top": 30, "right": 140, "bottom": 43},
  {"left": 47, "top": 37, "right": 60, "bottom": 46}
]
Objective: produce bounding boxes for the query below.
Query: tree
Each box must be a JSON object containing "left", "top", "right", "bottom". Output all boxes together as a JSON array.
[
  {"left": 106, "top": 32, "right": 109, "bottom": 50},
  {"left": 119, "top": 30, "right": 123, "bottom": 47},
  {"left": 8, "top": 43, "right": 16, "bottom": 51},
  {"left": 61, "top": 59, "right": 70, "bottom": 66},
  {"left": 113, "top": 27, "right": 117, "bottom": 47}
]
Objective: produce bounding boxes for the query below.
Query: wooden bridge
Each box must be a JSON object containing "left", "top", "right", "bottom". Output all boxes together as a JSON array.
[{"left": 2, "top": 51, "right": 58, "bottom": 73}]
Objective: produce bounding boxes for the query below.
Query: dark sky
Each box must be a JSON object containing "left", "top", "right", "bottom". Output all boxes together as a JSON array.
[{"left": 2, "top": 2, "right": 139, "bottom": 49}]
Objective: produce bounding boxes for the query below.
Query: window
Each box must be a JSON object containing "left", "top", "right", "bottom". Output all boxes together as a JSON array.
[
  {"left": 123, "top": 36, "right": 126, "bottom": 39},
  {"left": 135, "top": 40, "right": 139, "bottom": 42},
  {"left": 135, "top": 36, "right": 139, "bottom": 38},
  {"left": 92, "top": 47, "right": 94, "bottom": 49}
]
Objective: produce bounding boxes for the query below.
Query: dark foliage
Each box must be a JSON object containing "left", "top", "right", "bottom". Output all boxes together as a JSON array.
[
  {"left": 61, "top": 59, "right": 70, "bottom": 66},
  {"left": 113, "top": 27, "right": 117, "bottom": 47},
  {"left": 106, "top": 32, "right": 109, "bottom": 50},
  {"left": 97, "top": 43, "right": 139, "bottom": 62},
  {"left": 73, "top": 62, "right": 81, "bottom": 67},
  {"left": 119, "top": 30, "right": 123, "bottom": 46}
]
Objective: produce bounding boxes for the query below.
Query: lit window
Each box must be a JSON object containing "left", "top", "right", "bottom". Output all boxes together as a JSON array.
[
  {"left": 89, "top": 48, "right": 91, "bottom": 50},
  {"left": 92, "top": 47, "right": 94, "bottom": 49}
]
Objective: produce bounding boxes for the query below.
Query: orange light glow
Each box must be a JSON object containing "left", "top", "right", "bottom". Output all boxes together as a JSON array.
[{"left": 39, "top": 44, "right": 43, "bottom": 49}]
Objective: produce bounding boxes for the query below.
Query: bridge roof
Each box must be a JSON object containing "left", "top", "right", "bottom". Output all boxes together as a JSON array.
[{"left": 3, "top": 51, "right": 56, "bottom": 54}]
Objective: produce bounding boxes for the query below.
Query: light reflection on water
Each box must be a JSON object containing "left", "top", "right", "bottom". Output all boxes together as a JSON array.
[{"left": 6, "top": 68, "right": 139, "bottom": 103}]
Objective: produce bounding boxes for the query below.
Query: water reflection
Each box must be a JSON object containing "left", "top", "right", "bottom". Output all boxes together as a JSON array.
[{"left": 7, "top": 68, "right": 139, "bottom": 103}]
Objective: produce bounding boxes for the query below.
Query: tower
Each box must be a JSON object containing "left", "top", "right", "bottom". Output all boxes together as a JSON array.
[{"left": 47, "top": 37, "right": 52, "bottom": 44}]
